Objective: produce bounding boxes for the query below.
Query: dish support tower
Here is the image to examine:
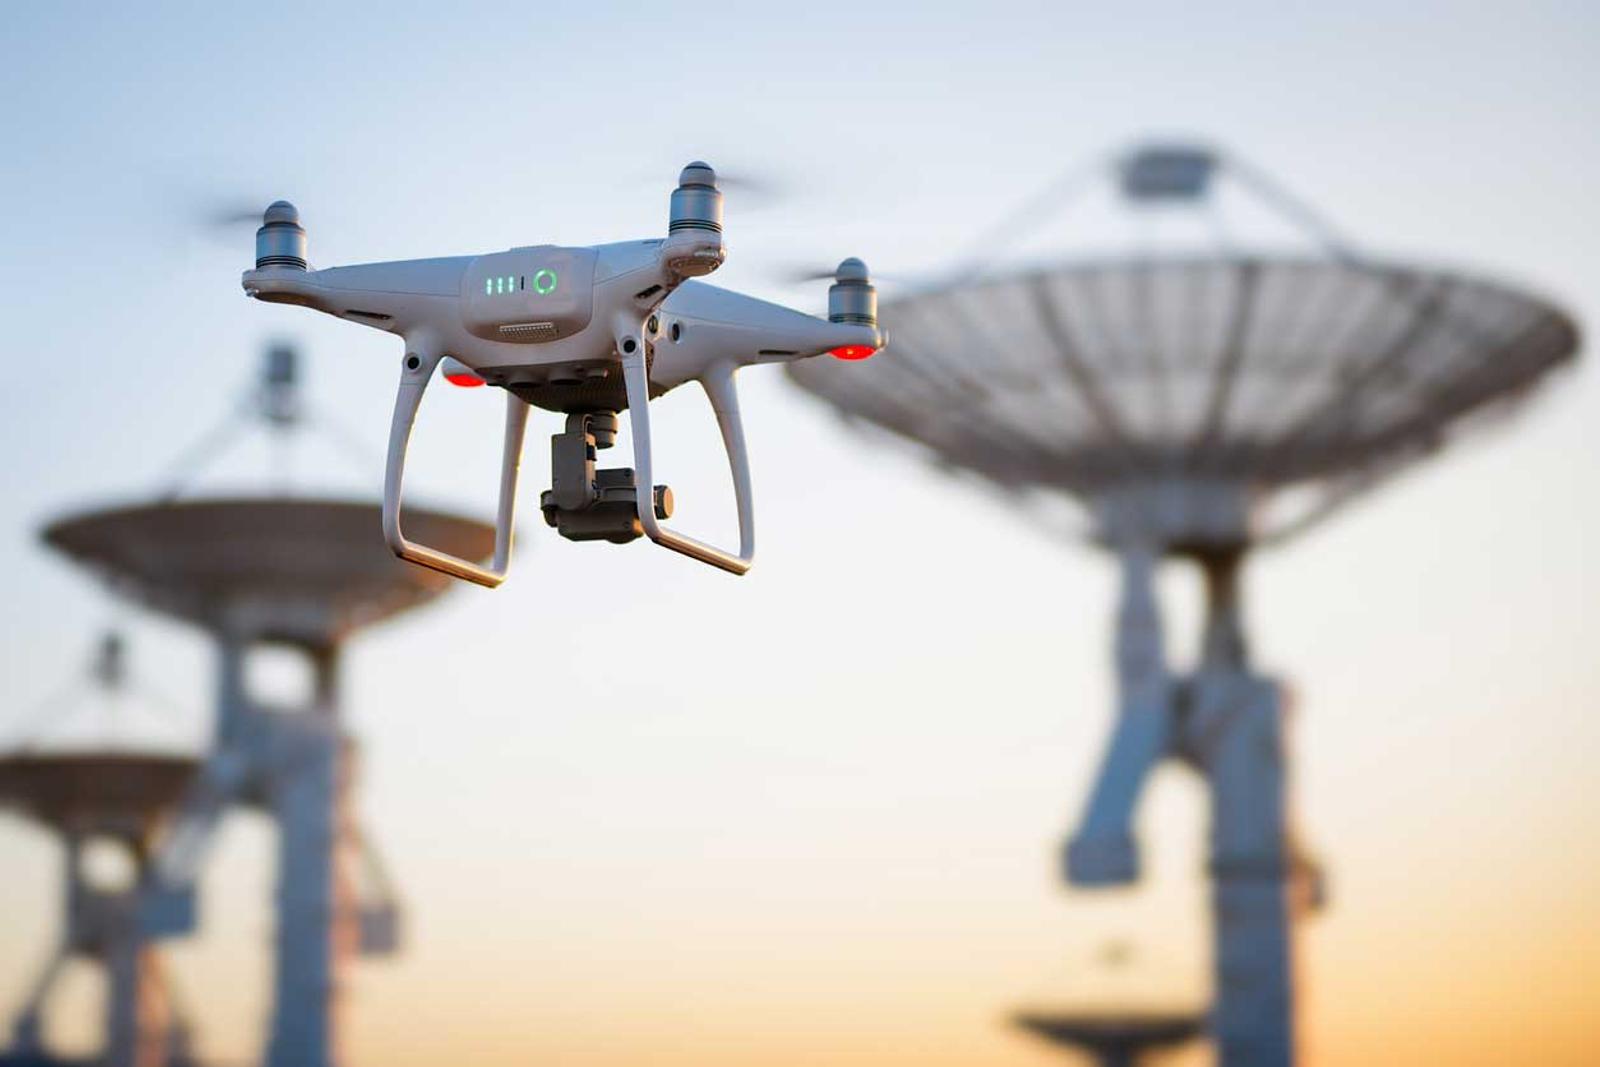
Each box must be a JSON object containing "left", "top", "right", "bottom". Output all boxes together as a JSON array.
[
  {"left": 160, "top": 624, "right": 390, "bottom": 1067},
  {"left": 0, "top": 636, "right": 200, "bottom": 1067},
  {"left": 41, "top": 347, "right": 489, "bottom": 1067},
  {"left": 40, "top": 503, "right": 423, "bottom": 1067},
  {"left": 1067, "top": 487, "right": 1313, "bottom": 1066}
]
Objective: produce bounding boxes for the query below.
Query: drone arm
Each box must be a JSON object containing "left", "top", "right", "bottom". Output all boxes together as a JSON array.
[
  {"left": 383, "top": 347, "right": 529, "bottom": 588},
  {"left": 616, "top": 316, "right": 754, "bottom": 575}
]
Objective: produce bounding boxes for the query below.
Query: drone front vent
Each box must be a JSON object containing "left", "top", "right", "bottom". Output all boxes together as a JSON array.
[{"left": 498, "top": 322, "right": 559, "bottom": 343}]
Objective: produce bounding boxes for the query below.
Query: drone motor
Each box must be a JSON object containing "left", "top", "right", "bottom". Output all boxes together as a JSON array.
[
  {"left": 666, "top": 162, "right": 725, "bottom": 279},
  {"left": 254, "top": 201, "right": 307, "bottom": 271},
  {"left": 826, "top": 257, "right": 879, "bottom": 360}
]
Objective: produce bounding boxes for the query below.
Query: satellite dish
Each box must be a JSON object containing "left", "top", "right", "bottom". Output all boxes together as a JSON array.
[{"left": 786, "top": 140, "right": 1581, "bottom": 1067}]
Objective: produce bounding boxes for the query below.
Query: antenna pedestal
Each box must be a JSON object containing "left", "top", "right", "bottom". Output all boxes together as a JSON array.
[
  {"left": 176, "top": 635, "right": 394, "bottom": 1067},
  {"left": 1066, "top": 542, "right": 1307, "bottom": 1067},
  {"left": 1187, "top": 667, "right": 1294, "bottom": 1067}
]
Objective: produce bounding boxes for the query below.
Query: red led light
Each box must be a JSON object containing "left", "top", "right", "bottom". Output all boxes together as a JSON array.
[
  {"left": 829, "top": 344, "right": 877, "bottom": 361},
  {"left": 445, "top": 372, "right": 485, "bottom": 387}
]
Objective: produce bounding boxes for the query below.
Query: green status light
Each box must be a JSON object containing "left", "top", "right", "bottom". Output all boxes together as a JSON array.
[{"left": 484, "top": 272, "right": 554, "bottom": 296}]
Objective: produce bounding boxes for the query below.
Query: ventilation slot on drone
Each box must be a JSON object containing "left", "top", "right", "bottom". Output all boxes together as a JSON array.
[
  {"left": 498, "top": 322, "right": 559, "bottom": 342},
  {"left": 345, "top": 309, "right": 393, "bottom": 323},
  {"left": 633, "top": 284, "right": 663, "bottom": 300},
  {"left": 758, "top": 349, "right": 798, "bottom": 357}
]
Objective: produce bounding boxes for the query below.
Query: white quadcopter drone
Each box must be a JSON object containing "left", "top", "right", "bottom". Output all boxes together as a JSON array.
[{"left": 241, "top": 161, "right": 885, "bottom": 585}]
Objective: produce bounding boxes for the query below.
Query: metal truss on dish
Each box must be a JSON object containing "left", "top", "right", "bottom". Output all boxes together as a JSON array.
[{"left": 787, "top": 143, "right": 1579, "bottom": 1067}]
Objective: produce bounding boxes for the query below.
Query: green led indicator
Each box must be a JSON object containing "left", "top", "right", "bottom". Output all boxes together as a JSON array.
[{"left": 487, "top": 273, "right": 537, "bottom": 296}]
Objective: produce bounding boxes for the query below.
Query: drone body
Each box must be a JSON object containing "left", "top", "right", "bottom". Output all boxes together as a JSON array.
[{"left": 241, "top": 162, "right": 884, "bottom": 585}]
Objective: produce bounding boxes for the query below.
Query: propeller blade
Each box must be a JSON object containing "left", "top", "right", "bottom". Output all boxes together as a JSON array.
[
  {"left": 150, "top": 183, "right": 284, "bottom": 263},
  {"left": 774, "top": 265, "right": 841, "bottom": 284},
  {"left": 763, "top": 260, "right": 925, "bottom": 287},
  {"left": 709, "top": 169, "right": 787, "bottom": 200},
  {"left": 629, "top": 163, "right": 791, "bottom": 207},
  {"left": 175, "top": 188, "right": 291, "bottom": 235},
  {"left": 202, "top": 203, "right": 269, "bottom": 229}
]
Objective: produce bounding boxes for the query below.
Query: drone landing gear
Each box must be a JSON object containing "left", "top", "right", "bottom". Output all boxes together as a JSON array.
[
  {"left": 383, "top": 347, "right": 526, "bottom": 588},
  {"left": 540, "top": 412, "right": 671, "bottom": 544},
  {"left": 614, "top": 326, "right": 756, "bottom": 575}
]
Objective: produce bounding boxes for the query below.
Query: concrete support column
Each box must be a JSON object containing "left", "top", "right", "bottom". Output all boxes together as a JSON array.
[
  {"left": 1199, "top": 550, "right": 1249, "bottom": 670},
  {"left": 214, "top": 631, "right": 248, "bottom": 744},
  {"left": 1211, "top": 873, "right": 1293, "bottom": 1067},
  {"left": 264, "top": 644, "right": 354, "bottom": 1067},
  {"left": 1191, "top": 555, "right": 1295, "bottom": 1067}
]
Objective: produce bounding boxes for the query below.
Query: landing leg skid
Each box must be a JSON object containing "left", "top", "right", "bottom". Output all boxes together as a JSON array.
[
  {"left": 383, "top": 346, "right": 528, "bottom": 587},
  {"left": 615, "top": 314, "right": 755, "bottom": 575}
]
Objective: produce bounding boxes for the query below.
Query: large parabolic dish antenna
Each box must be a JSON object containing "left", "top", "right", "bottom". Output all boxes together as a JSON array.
[
  {"left": 43, "top": 497, "right": 490, "bottom": 647},
  {"left": 786, "top": 143, "right": 1580, "bottom": 1067},
  {"left": 788, "top": 148, "right": 1577, "bottom": 545}
]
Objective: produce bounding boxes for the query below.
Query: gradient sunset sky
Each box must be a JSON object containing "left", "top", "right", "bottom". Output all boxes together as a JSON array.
[{"left": 1, "top": 3, "right": 1596, "bottom": 1065}]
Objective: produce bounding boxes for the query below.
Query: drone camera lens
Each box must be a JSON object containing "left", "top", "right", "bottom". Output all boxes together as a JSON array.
[{"left": 405, "top": 355, "right": 421, "bottom": 371}]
